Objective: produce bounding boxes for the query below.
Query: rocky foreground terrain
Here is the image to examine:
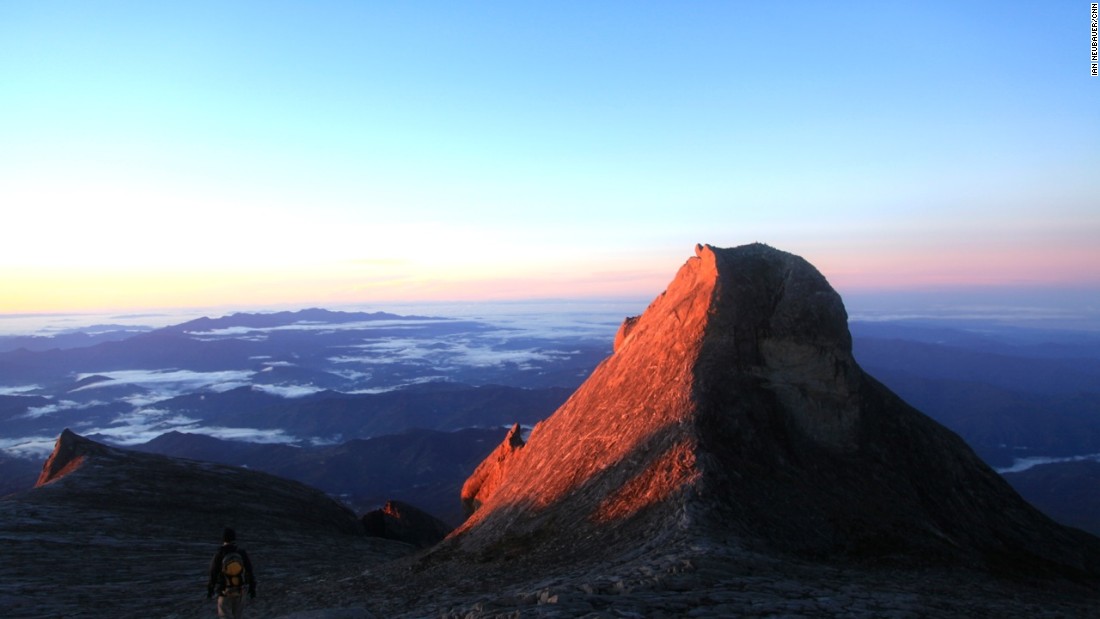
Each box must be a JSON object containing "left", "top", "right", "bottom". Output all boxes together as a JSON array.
[
  {"left": 0, "top": 430, "right": 411, "bottom": 619},
  {"left": 345, "top": 542, "right": 1100, "bottom": 618},
  {"left": 3, "top": 244, "right": 1099, "bottom": 618},
  {"left": 4, "top": 489, "right": 1097, "bottom": 619}
]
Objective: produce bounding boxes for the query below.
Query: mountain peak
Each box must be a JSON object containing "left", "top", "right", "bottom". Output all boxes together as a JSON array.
[
  {"left": 448, "top": 243, "right": 1100, "bottom": 578},
  {"left": 614, "top": 242, "right": 859, "bottom": 450},
  {"left": 36, "top": 428, "right": 114, "bottom": 486}
]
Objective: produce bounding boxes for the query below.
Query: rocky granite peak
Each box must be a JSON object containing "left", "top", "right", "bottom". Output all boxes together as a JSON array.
[{"left": 445, "top": 243, "right": 1100, "bottom": 580}]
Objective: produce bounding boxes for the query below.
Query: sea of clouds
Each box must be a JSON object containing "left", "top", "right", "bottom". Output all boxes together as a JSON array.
[{"left": 0, "top": 302, "right": 637, "bottom": 459}]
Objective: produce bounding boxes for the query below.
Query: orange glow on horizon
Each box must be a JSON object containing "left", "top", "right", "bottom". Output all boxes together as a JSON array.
[
  {"left": 0, "top": 262, "right": 670, "bottom": 315},
  {"left": 4, "top": 243, "right": 1099, "bottom": 315}
]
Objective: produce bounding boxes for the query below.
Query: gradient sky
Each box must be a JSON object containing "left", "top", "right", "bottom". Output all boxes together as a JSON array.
[{"left": 2, "top": 1, "right": 1098, "bottom": 315}]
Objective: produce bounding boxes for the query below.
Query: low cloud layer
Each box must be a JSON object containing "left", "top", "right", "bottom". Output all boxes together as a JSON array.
[
  {"left": 0, "top": 385, "right": 41, "bottom": 396},
  {"left": 185, "top": 318, "right": 458, "bottom": 340},
  {"left": 23, "top": 399, "right": 107, "bottom": 419},
  {"left": 251, "top": 384, "right": 327, "bottom": 398},
  {"left": 331, "top": 336, "right": 579, "bottom": 371},
  {"left": 0, "top": 435, "right": 59, "bottom": 459},
  {"left": 3, "top": 407, "right": 303, "bottom": 459},
  {"left": 996, "top": 453, "right": 1100, "bottom": 474},
  {"left": 73, "top": 369, "right": 255, "bottom": 394}
]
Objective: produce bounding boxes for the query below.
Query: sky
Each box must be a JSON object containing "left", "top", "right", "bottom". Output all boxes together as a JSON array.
[{"left": 1, "top": 1, "right": 1098, "bottom": 317}]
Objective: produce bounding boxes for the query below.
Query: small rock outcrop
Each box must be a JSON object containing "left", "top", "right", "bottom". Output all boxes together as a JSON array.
[
  {"left": 35, "top": 428, "right": 111, "bottom": 486},
  {"left": 362, "top": 500, "right": 452, "bottom": 548},
  {"left": 459, "top": 423, "right": 525, "bottom": 517}
]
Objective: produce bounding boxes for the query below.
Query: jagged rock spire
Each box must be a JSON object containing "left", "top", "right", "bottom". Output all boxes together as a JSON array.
[{"left": 461, "top": 423, "right": 526, "bottom": 517}]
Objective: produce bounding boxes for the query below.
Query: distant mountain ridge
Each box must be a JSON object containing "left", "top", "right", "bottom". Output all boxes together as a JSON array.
[
  {"left": 0, "top": 329, "right": 148, "bottom": 353},
  {"left": 163, "top": 307, "right": 434, "bottom": 333}
]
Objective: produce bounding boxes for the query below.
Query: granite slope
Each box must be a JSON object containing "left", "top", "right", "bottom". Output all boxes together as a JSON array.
[{"left": 449, "top": 244, "right": 1100, "bottom": 579}]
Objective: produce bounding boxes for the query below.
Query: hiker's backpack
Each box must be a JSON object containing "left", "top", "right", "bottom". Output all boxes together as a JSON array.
[{"left": 221, "top": 550, "right": 246, "bottom": 591}]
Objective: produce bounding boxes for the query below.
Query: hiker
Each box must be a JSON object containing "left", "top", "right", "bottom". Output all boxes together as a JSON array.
[{"left": 206, "top": 527, "right": 257, "bottom": 618}]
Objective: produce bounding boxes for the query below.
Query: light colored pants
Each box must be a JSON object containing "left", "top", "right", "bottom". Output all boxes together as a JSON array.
[{"left": 217, "top": 591, "right": 246, "bottom": 619}]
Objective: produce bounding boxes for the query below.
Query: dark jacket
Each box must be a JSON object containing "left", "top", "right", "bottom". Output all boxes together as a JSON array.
[{"left": 207, "top": 543, "right": 257, "bottom": 597}]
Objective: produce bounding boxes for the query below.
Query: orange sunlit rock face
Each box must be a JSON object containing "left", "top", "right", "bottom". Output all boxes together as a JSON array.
[
  {"left": 590, "top": 439, "right": 700, "bottom": 524},
  {"left": 453, "top": 244, "right": 719, "bottom": 540},
  {"left": 36, "top": 455, "right": 85, "bottom": 487},
  {"left": 36, "top": 429, "right": 97, "bottom": 487},
  {"left": 460, "top": 423, "right": 526, "bottom": 517}
]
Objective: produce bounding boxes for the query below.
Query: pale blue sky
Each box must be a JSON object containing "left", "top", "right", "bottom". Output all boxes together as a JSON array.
[{"left": 1, "top": 1, "right": 1097, "bottom": 313}]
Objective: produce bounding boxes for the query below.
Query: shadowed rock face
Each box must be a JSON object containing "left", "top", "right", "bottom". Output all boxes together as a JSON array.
[
  {"left": 447, "top": 243, "right": 1100, "bottom": 579},
  {"left": 362, "top": 500, "right": 452, "bottom": 548}
]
